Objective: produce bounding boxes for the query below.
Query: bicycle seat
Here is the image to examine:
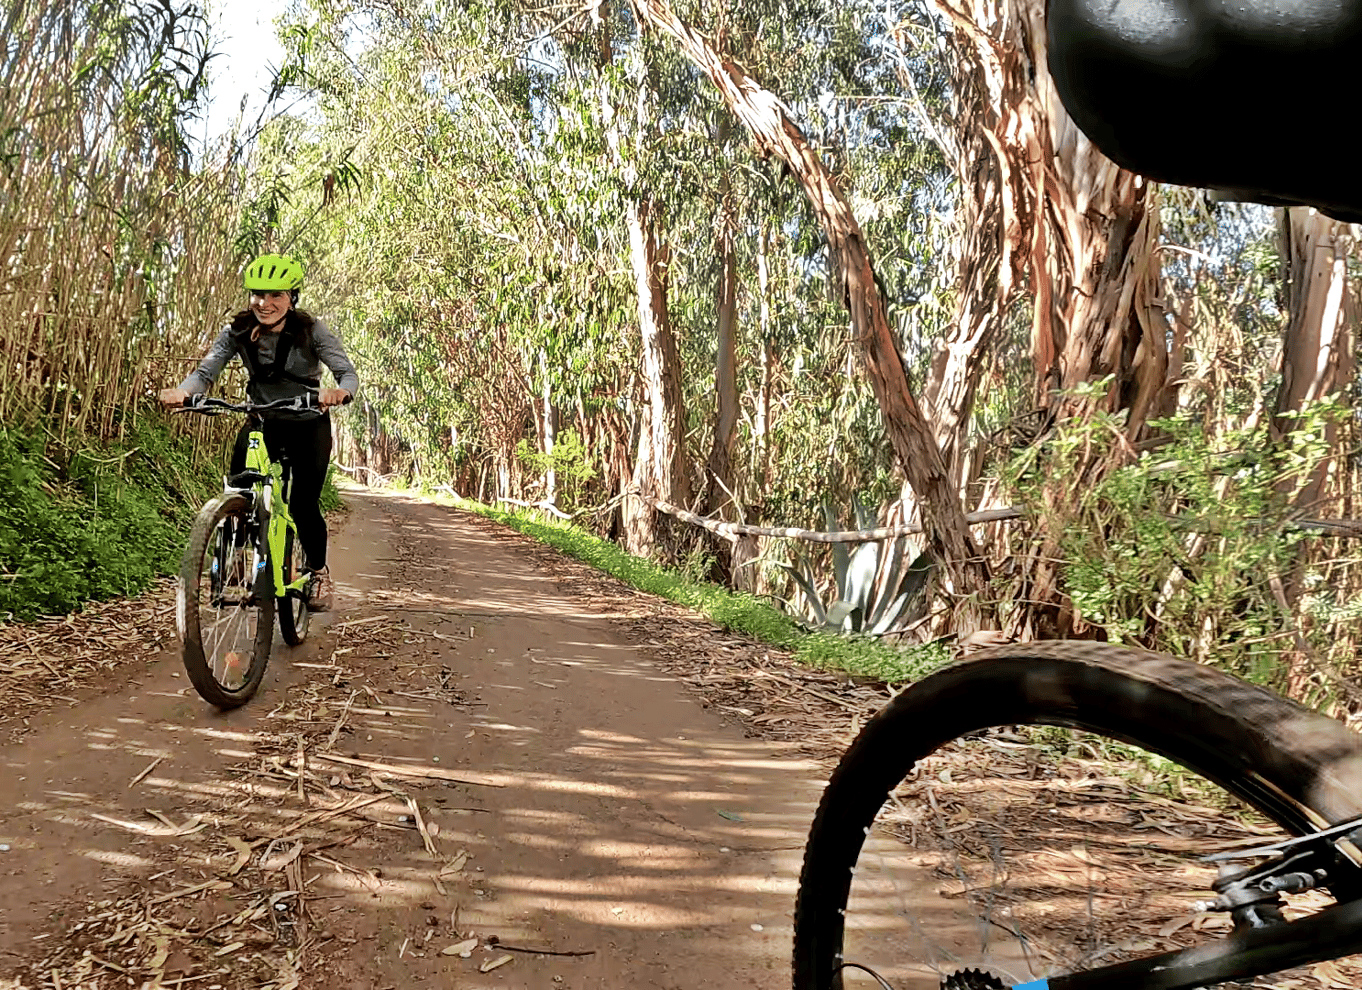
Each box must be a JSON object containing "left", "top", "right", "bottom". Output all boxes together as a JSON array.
[{"left": 1048, "top": 0, "right": 1362, "bottom": 223}]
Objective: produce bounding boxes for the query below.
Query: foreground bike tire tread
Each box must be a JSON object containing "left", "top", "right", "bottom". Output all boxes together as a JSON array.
[
  {"left": 792, "top": 640, "right": 1362, "bottom": 990},
  {"left": 178, "top": 494, "right": 274, "bottom": 708}
]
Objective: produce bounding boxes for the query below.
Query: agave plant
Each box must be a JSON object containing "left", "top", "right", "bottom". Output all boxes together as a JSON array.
[{"left": 778, "top": 500, "right": 935, "bottom": 636}]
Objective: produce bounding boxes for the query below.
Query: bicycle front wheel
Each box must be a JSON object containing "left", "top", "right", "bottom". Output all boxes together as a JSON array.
[
  {"left": 793, "top": 641, "right": 1362, "bottom": 990},
  {"left": 177, "top": 493, "right": 274, "bottom": 708}
]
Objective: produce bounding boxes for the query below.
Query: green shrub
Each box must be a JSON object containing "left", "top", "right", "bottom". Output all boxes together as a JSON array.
[
  {"left": 1006, "top": 392, "right": 1344, "bottom": 686},
  {"left": 515, "top": 430, "right": 596, "bottom": 507},
  {"left": 0, "top": 419, "right": 214, "bottom": 621}
]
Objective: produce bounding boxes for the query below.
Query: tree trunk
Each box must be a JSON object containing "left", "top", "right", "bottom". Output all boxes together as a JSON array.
[
  {"left": 1273, "top": 208, "right": 1355, "bottom": 511},
  {"left": 593, "top": 0, "right": 688, "bottom": 558},
  {"left": 539, "top": 348, "right": 557, "bottom": 506},
  {"left": 702, "top": 134, "right": 741, "bottom": 582},
  {"left": 926, "top": 0, "right": 1168, "bottom": 440},
  {"left": 624, "top": 196, "right": 689, "bottom": 557},
  {"left": 921, "top": 0, "right": 1171, "bottom": 638},
  {"left": 754, "top": 224, "right": 774, "bottom": 494},
  {"left": 1270, "top": 209, "right": 1355, "bottom": 660},
  {"left": 630, "top": 0, "right": 991, "bottom": 628}
]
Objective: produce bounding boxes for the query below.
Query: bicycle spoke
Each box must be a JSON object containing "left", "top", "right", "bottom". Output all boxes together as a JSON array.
[{"left": 193, "top": 515, "right": 263, "bottom": 692}]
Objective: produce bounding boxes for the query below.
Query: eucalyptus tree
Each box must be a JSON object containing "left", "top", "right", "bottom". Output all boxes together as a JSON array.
[
  {"left": 253, "top": 0, "right": 991, "bottom": 624},
  {"left": 249, "top": 0, "right": 637, "bottom": 503},
  {"left": 906, "top": 0, "right": 1359, "bottom": 644},
  {"left": 1272, "top": 211, "right": 1355, "bottom": 516},
  {"left": 628, "top": 0, "right": 995, "bottom": 630}
]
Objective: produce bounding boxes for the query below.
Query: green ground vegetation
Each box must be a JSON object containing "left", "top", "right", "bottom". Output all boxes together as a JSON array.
[{"left": 0, "top": 420, "right": 346, "bottom": 622}]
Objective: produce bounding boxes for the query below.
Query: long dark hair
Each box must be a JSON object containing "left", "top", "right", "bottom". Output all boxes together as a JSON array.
[{"left": 228, "top": 307, "right": 316, "bottom": 349}]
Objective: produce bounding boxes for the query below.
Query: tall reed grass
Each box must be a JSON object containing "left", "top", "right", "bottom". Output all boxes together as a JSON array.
[{"left": 0, "top": 0, "right": 244, "bottom": 461}]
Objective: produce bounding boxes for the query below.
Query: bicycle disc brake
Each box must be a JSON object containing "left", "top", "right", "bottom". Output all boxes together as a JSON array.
[{"left": 941, "top": 969, "right": 1007, "bottom": 990}]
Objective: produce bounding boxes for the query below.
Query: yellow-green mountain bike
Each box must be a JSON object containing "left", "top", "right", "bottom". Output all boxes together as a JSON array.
[{"left": 174, "top": 393, "right": 319, "bottom": 707}]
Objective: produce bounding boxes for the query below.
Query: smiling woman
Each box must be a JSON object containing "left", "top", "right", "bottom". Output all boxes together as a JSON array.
[{"left": 158, "top": 253, "right": 360, "bottom": 613}]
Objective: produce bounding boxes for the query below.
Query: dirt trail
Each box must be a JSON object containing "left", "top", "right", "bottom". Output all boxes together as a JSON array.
[{"left": 0, "top": 489, "right": 835, "bottom": 989}]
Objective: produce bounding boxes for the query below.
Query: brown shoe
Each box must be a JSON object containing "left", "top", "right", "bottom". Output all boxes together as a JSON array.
[{"left": 308, "top": 566, "right": 334, "bottom": 612}]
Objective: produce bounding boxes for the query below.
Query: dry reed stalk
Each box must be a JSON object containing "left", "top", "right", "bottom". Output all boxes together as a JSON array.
[{"left": 0, "top": 0, "right": 242, "bottom": 464}]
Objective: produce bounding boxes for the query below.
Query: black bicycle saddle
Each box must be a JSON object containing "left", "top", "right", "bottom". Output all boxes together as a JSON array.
[{"left": 1048, "top": 0, "right": 1362, "bottom": 222}]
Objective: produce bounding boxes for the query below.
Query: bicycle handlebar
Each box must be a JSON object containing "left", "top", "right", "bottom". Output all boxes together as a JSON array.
[{"left": 175, "top": 392, "right": 349, "bottom": 415}]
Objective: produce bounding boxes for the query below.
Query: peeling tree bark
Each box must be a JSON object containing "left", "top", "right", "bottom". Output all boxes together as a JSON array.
[
  {"left": 1274, "top": 209, "right": 1355, "bottom": 474},
  {"left": 920, "top": 0, "right": 1172, "bottom": 638},
  {"left": 625, "top": 195, "right": 689, "bottom": 557},
  {"left": 1271, "top": 209, "right": 1356, "bottom": 633},
  {"left": 702, "top": 167, "right": 741, "bottom": 581},
  {"left": 629, "top": 0, "right": 991, "bottom": 626},
  {"left": 897, "top": 16, "right": 1006, "bottom": 483},
  {"left": 594, "top": 0, "right": 689, "bottom": 557},
  {"left": 928, "top": 0, "right": 1168, "bottom": 443}
]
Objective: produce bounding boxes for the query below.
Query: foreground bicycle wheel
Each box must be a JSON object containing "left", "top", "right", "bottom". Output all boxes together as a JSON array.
[
  {"left": 178, "top": 493, "right": 274, "bottom": 708},
  {"left": 276, "top": 526, "right": 310, "bottom": 646},
  {"left": 793, "top": 641, "right": 1362, "bottom": 990}
]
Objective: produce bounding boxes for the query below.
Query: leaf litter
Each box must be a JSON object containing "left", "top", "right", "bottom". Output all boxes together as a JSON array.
[
  {"left": 1, "top": 578, "right": 490, "bottom": 986},
  {"left": 3, "top": 506, "right": 1360, "bottom": 988},
  {"left": 471, "top": 510, "right": 1362, "bottom": 989}
]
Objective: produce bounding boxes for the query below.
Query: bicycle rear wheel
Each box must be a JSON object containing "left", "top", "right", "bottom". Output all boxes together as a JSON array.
[
  {"left": 792, "top": 641, "right": 1362, "bottom": 990},
  {"left": 177, "top": 493, "right": 274, "bottom": 708},
  {"left": 276, "top": 525, "right": 310, "bottom": 646}
]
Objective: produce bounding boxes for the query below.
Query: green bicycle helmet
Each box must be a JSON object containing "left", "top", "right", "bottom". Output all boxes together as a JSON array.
[{"left": 243, "top": 253, "right": 305, "bottom": 292}]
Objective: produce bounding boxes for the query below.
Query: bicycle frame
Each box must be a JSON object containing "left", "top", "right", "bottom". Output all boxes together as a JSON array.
[
  {"left": 236, "top": 426, "right": 310, "bottom": 603},
  {"left": 1003, "top": 893, "right": 1362, "bottom": 989},
  {"left": 996, "top": 813, "right": 1362, "bottom": 989}
]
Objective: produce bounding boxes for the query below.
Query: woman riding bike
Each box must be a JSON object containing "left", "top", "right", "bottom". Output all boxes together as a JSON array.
[{"left": 159, "top": 253, "right": 360, "bottom": 612}]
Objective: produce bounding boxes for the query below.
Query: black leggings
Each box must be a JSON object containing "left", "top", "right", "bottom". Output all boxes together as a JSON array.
[{"left": 230, "top": 415, "right": 334, "bottom": 571}]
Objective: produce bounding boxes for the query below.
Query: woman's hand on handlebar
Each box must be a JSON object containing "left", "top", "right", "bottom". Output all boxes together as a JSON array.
[
  {"left": 159, "top": 387, "right": 190, "bottom": 408},
  {"left": 318, "top": 388, "right": 351, "bottom": 409}
]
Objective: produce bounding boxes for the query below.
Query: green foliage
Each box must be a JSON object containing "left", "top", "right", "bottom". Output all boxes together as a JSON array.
[
  {"left": 319, "top": 464, "right": 346, "bottom": 514},
  {"left": 515, "top": 430, "right": 596, "bottom": 506},
  {"left": 441, "top": 493, "right": 952, "bottom": 683},
  {"left": 1006, "top": 390, "right": 1341, "bottom": 683},
  {"left": 1022, "top": 726, "right": 1234, "bottom": 806},
  {"left": 675, "top": 542, "right": 719, "bottom": 587},
  {"left": 237, "top": 0, "right": 948, "bottom": 529},
  {"left": 798, "top": 633, "right": 951, "bottom": 684},
  {"left": 0, "top": 418, "right": 214, "bottom": 622}
]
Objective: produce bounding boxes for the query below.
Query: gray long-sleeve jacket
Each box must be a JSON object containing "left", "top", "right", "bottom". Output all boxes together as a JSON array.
[{"left": 178, "top": 313, "right": 360, "bottom": 420}]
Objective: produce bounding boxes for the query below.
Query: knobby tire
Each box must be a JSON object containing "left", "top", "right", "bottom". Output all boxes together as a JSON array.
[
  {"left": 792, "top": 641, "right": 1362, "bottom": 990},
  {"left": 276, "top": 525, "right": 310, "bottom": 646},
  {"left": 178, "top": 493, "right": 274, "bottom": 708}
]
